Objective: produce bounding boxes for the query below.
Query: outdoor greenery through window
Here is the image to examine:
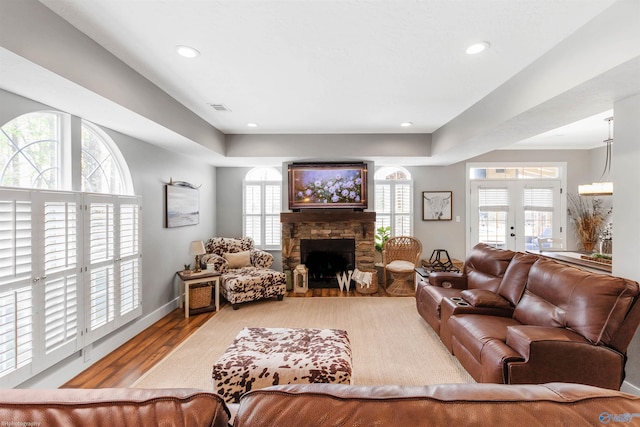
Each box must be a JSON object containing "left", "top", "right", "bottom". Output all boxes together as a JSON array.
[
  {"left": 81, "top": 122, "right": 128, "bottom": 194},
  {"left": 0, "top": 111, "right": 60, "bottom": 189}
]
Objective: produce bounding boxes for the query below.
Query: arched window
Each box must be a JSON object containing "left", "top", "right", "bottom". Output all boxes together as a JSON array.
[
  {"left": 375, "top": 166, "right": 413, "bottom": 237},
  {"left": 243, "top": 167, "right": 282, "bottom": 250},
  {"left": 81, "top": 121, "right": 133, "bottom": 195},
  {"left": 1, "top": 111, "right": 133, "bottom": 195},
  {"left": 0, "top": 111, "right": 61, "bottom": 190}
]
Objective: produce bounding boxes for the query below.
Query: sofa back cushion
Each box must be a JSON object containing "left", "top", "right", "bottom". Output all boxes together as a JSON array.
[
  {"left": 496, "top": 252, "right": 539, "bottom": 306},
  {"left": 513, "top": 258, "right": 640, "bottom": 345},
  {"left": 0, "top": 388, "right": 230, "bottom": 427},
  {"left": 234, "top": 383, "right": 640, "bottom": 427},
  {"left": 206, "top": 237, "right": 254, "bottom": 257},
  {"left": 464, "top": 243, "right": 515, "bottom": 292}
]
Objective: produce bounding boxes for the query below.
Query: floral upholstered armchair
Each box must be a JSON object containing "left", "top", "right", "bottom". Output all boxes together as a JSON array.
[{"left": 201, "top": 237, "right": 286, "bottom": 309}]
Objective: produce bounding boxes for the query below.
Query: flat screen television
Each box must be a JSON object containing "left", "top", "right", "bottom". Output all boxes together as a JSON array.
[{"left": 288, "top": 162, "right": 368, "bottom": 210}]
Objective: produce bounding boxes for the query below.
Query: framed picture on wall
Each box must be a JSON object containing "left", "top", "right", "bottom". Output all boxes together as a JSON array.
[
  {"left": 165, "top": 184, "right": 199, "bottom": 227},
  {"left": 423, "top": 191, "right": 452, "bottom": 221}
]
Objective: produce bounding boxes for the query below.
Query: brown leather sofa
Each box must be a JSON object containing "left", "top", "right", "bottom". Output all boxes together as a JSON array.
[
  {"left": 2, "top": 383, "right": 639, "bottom": 426},
  {"left": 0, "top": 388, "right": 230, "bottom": 427},
  {"left": 416, "top": 243, "right": 640, "bottom": 390}
]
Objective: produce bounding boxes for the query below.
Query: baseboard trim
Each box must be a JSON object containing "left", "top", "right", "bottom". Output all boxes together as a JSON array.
[{"left": 22, "top": 298, "right": 179, "bottom": 388}]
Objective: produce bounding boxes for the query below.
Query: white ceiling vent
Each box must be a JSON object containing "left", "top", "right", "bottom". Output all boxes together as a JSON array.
[{"left": 209, "top": 103, "right": 231, "bottom": 112}]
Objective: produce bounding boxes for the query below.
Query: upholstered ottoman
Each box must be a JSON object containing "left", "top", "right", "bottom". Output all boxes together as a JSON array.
[{"left": 212, "top": 327, "right": 352, "bottom": 403}]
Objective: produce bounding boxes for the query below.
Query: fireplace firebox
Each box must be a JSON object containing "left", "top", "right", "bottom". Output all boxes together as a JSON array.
[{"left": 300, "top": 239, "right": 355, "bottom": 288}]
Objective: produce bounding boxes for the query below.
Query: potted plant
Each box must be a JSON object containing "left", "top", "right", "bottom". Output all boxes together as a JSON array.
[
  {"left": 182, "top": 263, "right": 192, "bottom": 275},
  {"left": 374, "top": 226, "right": 391, "bottom": 261},
  {"left": 374, "top": 226, "right": 391, "bottom": 284},
  {"left": 567, "top": 194, "right": 609, "bottom": 253}
]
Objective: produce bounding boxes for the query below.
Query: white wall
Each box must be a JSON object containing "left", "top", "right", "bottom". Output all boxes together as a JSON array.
[
  {"left": 610, "top": 93, "right": 640, "bottom": 394},
  {"left": 0, "top": 89, "right": 217, "bottom": 387}
]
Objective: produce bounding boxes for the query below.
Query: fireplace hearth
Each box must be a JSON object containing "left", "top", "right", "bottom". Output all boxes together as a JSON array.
[{"left": 300, "top": 239, "right": 355, "bottom": 288}]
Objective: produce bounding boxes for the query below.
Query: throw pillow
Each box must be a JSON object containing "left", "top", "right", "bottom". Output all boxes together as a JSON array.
[{"left": 224, "top": 251, "right": 252, "bottom": 269}]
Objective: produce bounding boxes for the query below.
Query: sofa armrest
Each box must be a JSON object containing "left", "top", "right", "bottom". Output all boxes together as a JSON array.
[
  {"left": 439, "top": 297, "right": 514, "bottom": 353},
  {"left": 428, "top": 272, "right": 467, "bottom": 289},
  {"left": 461, "top": 289, "right": 511, "bottom": 309},
  {"left": 505, "top": 325, "right": 625, "bottom": 389},
  {"left": 201, "top": 254, "right": 230, "bottom": 274},
  {"left": 250, "top": 249, "right": 274, "bottom": 268}
]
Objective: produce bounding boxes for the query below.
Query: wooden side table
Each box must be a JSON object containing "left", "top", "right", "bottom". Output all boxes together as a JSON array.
[{"left": 176, "top": 270, "right": 221, "bottom": 318}]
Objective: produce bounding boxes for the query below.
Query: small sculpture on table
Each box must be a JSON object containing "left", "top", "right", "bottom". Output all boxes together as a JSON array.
[{"left": 425, "top": 249, "right": 460, "bottom": 272}]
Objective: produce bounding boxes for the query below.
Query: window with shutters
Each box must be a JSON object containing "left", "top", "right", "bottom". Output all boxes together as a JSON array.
[
  {"left": 243, "top": 168, "right": 282, "bottom": 250},
  {"left": 374, "top": 167, "right": 413, "bottom": 237},
  {"left": 0, "top": 111, "right": 139, "bottom": 387}
]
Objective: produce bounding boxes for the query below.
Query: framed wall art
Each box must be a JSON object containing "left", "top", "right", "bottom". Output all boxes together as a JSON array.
[
  {"left": 422, "top": 191, "right": 452, "bottom": 221},
  {"left": 165, "top": 184, "right": 199, "bottom": 227}
]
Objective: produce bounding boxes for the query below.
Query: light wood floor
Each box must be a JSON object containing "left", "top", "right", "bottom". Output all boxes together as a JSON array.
[{"left": 61, "top": 287, "right": 390, "bottom": 389}]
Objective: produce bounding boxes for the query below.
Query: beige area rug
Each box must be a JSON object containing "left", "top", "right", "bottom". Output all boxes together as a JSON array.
[{"left": 132, "top": 297, "right": 474, "bottom": 390}]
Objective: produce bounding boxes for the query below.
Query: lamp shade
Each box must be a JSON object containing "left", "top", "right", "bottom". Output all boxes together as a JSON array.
[{"left": 189, "top": 240, "right": 206, "bottom": 255}]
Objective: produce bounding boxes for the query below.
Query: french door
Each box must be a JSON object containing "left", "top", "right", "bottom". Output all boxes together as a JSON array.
[{"left": 469, "top": 180, "right": 563, "bottom": 252}]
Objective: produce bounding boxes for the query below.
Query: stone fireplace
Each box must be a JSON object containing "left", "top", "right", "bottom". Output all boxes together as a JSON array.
[{"left": 281, "top": 211, "right": 376, "bottom": 289}]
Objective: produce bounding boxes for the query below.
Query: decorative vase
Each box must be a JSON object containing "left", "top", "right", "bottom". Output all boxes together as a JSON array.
[{"left": 582, "top": 240, "right": 597, "bottom": 253}]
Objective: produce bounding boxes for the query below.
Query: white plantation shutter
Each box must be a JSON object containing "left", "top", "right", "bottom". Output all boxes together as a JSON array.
[
  {"left": 0, "top": 190, "right": 33, "bottom": 385},
  {"left": 394, "top": 183, "right": 411, "bottom": 236},
  {"left": 244, "top": 184, "right": 262, "bottom": 246},
  {"left": 40, "top": 195, "right": 82, "bottom": 365},
  {"left": 118, "top": 202, "right": 141, "bottom": 322},
  {"left": 243, "top": 168, "right": 282, "bottom": 250},
  {"left": 375, "top": 178, "right": 412, "bottom": 237},
  {"left": 84, "top": 195, "right": 141, "bottom": 343},
  {"left": 87, "top": 200, "right": 115, "bottom": 338},
  {"left": 264, "top": 184, "right": 281, "bottom": 247}
]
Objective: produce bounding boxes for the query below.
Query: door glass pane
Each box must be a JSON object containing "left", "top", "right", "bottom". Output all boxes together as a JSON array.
[{"left": 478, "top": 187, "right": 509, "bottom": 249}]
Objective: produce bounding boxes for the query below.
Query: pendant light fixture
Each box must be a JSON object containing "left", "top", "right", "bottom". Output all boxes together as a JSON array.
[{"left": 578, "top": 116, "right": 613, "bottom": 196}]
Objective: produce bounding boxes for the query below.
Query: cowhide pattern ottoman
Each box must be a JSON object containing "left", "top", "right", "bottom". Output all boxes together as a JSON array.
[{"left": 212, "top": 327, "right": 352, "bottom": 403}]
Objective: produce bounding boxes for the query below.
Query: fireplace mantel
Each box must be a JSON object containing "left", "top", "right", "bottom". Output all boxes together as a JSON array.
[{"left": 281, "top": 211, "right": 375, "bottom": 223}]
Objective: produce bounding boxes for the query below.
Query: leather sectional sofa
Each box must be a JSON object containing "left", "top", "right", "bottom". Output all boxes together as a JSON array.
[
  {"left": 2, "top": 382, "right": 639, "bottom": 426},
  {"left": 416, "top": 243, "right": 640, "bottom": 390}
]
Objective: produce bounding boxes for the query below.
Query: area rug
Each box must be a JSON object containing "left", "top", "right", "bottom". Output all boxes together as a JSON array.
[{"left": 131, "top": 297, "right": 474, "bottom": 390}]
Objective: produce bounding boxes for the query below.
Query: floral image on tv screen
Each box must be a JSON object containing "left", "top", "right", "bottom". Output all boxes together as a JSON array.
[{"left": 288, "top": 163, "right": 367, "bottom": 210}]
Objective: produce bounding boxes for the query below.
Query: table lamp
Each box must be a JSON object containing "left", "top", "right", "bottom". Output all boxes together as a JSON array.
[{"left": 189, "top": 240, "right": 206, "bottom": 272}]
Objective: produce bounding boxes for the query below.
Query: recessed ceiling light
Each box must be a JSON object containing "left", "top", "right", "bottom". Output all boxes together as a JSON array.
[
  {"left": 176, "top": 45, "right": 200, "bottom": 58},
  {"left": 401, "top": 122, "right": 413, "bottom": 127},
  {"left": 466, "top": 42, "right": 490, "bottom": 55},
  {"left": 247, "top": 123, "right": 258, "bottom": 128}
]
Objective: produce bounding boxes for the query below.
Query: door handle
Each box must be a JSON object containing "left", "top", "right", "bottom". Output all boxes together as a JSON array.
[{"left": 510, "top": 233, "right": 516, "bottom": 237}]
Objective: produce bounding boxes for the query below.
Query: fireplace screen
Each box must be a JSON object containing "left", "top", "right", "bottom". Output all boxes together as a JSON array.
[{"left": 300, "top": 239, "right": 355, "bottom": 288}]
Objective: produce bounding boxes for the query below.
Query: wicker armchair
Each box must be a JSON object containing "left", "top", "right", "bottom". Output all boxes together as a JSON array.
[{"left": 383, "top": 236, "right": 422, "bottom": 296}]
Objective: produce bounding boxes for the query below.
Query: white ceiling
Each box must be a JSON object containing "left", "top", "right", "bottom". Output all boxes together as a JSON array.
[
  {"left": 1, "top": 0, "right": 638, "bottom": 167},
  {"left": 37, "top": 0, "right": 618, "bottom": 142}
]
